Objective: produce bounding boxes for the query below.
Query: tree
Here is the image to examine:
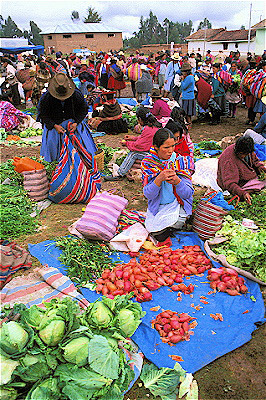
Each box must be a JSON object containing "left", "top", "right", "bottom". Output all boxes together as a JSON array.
[
  {"left": 197, "top": 18, "right": 212, "bottom": 30},
  {"left": 29, "top": 21, "right": 44, "bottom": 45},
  {"left": 71, "top": 11, "right": 80, "bottom": 22},
  {"left": 83, "top": 7, "right": 101, "bottom": 23},
  {"left": 240, "top": 25, "right": 245, "bottom": 30},
  {"left": 0, "top": 16, "right": 23, "bottom": 37}
]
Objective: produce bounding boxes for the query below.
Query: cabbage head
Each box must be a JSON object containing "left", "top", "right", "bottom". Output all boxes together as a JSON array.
[
  {"left": 62, "top": 336, "right": 90, "bottom": 366},
  {"left": 15, "top": 353, "right": 51, "bottom": 382},
  {"left": 0, "top": 387, "right": 18, "bottom": 400},
  {"left": 25, "top": 377, "right": 60, "bottom": 400},
  {"left": 22, "top": 305, "right": 44, "bottom": 329},
  {"left": 39, "top": 320, "right": 65, "bottom": 346},
  {"left": 0, "top": 321, "right": 29, "bottom": 354},
  {"left": 117, "top": 309, "right": 141, "bottom": 337},
  {"left": 89, "top": 302, "right": 113, "bottom": 328},
  {"left": 0, "top": 354, "right": 19, "bottom": 385}
]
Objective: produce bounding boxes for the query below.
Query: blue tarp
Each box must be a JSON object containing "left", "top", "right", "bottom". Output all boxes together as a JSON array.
[
  {"left": 194, "top": 143, "right": 222, "bottom": 156},
  {"left": 254, "top": 143, "right": 266, "bottom": 161},
  {"left": 28, "top": 232, "right": 265, "bottom": 374},
  {"left": 0, "top": 45, "right": 44, "bottom": 55}
]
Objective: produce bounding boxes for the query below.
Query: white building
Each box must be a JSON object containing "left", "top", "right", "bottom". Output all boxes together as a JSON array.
[{"left": 186, "top": 28, "right": 256, "bottom": 57}]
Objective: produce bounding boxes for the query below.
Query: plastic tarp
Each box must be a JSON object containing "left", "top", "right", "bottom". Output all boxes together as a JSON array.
[
  {"left": 28, "top": 232, "right": 265, "bottom": 373},
  {"left": 0, "top": 45, "right": 44, "bottom": 54}
]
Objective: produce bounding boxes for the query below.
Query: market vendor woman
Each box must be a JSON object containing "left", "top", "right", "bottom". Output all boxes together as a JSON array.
[
  {"left": 141, "top": 128, "right": 193, "bottom": 245},
  {"left": 217, "top": 136, "right": 266, "bottom": 205},
  {"left": 38, "top": 72, "right": 96, "bottom": 162}
]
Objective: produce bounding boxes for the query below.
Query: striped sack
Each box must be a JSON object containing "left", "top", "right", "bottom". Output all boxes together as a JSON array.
[
  {"left": 22, "top": 168, "right": 49, "bottom": 201},
  {"left": 192, "top": 192, "right": 228, "bottom": 240},
  {"left": 48, "top": 123, "right": 101, "bottom": 204},
  {"left": 75, "top": 191, "right": 128, "bottom": 241}
]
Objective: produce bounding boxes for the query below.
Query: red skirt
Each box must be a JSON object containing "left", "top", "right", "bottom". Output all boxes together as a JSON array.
[{"left": 108, "top": 76, "right": 126, "bottom": 90}]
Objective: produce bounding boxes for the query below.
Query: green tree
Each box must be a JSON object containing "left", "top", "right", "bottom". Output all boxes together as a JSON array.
[
  {"left": 0, "top": 16, "right": 23, "bottom": 37},
  {"left": 29, "top": 21, "right": 44, "bottom": 45},
  {"left": 83, "top": 7, "right": 102, "bottom": 23},
  {"left": 240, "top": 25, "right": 245, "bottom": 30},
  {"left": 71, "top": 11, "right": 80, "bottom": 22},
  {"left": 197, "top": 18, "right": 212, "bottom": 30}
]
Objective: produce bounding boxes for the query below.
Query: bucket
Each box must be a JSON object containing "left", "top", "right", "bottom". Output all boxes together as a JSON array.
[{"left": 13, "top": 157, "right": 44, "bottom": 173}]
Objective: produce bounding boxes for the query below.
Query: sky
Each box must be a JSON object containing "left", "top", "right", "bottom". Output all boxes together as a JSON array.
[{"left": 1, "top": 0, "right": 265, "bottom": 38}]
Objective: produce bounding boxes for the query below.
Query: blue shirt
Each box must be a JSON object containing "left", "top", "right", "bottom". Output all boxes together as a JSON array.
[{"left": 180, "top": 75, "right": 195, "bottom": 100}]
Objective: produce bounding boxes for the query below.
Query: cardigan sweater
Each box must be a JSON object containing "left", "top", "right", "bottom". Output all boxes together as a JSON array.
[
  {"left": 126, "top": 126, "right": 158, "bottom": 152},
  {"left": 217, "top": 144, "right": 266, "bottom": 198},
  {"left": 143, "top": 176, "right": 193, "bottom": 216},
  {"left": 151, "top": 98, "right": 172, "bottom": 120}
]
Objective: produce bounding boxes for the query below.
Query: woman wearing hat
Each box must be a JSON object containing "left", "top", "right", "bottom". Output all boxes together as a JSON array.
[
  {"left": 164, "top": 53, "right": 181, "bottom": 97},
  {"left": 180, "top": 62, "right": 196, "bottom": 125},
  {"left": 38, "top": 72, "right": 96, "bottom": 162},
  {"left": 150, "top": 88, "right": 172, "bottom": 124}
]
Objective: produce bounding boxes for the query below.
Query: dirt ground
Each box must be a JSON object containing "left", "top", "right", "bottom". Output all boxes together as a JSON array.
[{"left": 1, "top": 89, "right": 265, "bottom": 400}]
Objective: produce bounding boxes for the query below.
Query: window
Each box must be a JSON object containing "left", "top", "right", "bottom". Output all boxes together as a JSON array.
[
  {"left": 108, "top": 33, "right": 115, "bottom": 37},
  {"left": 235, "top": 43, "right": 239, "bottom": 48},
  {"left": 85, "top": 34, "right": 94, "bottom": 38},
  {"left": 198, "top": 48, "right": 200, "bottom": 51},
  {"left": 222, "top": 42, "right": 228, "bottom": 50},
  {"left": 47, "top": 35, "right": 52, "bottom": 40},
  {"left": 63, "top": 34, "right": 71, "bottom": 38}
]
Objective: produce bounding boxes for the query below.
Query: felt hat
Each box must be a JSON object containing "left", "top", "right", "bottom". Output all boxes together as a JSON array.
[
  {"left": 171, "top": 52, "right": 181, "bottom": 61},
  {"left": 181, "top": 62, "right": 192, "bottom": 72},
  {"left": 150, "top": 88, "right": 162, "bottom": 98},
  {"left": 48, "top": 72, "right": 75, "bottom": 100}
]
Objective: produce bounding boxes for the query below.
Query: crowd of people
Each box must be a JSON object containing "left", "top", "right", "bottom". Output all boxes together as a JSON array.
[{"left": 0, "top": 47, "right": 265, "bottom": 245}]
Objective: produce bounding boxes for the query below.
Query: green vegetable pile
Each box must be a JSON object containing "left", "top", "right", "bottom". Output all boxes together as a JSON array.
[
  {"left": 0, "top": 184, "right": 38, "bottom": 240},
  {"left": 0, "top": 160, "right": 24, "bottom": 186},
  {"left": 228, "top": 74, "right": 241, "bottom": 93},
  {"left": 214, "top": 216, "right": 266, "bottom": 281},
  {"left": 0, "top": 296, "right": 146, "bottom": 400},
  {"left": 122, "top": 107, "right": 138, "bottom": 129},
  {"left": 11, "top": 127, "right": 43, "bottom": 138},
  {"left": 227, "top": 191, "right": 265, "bottom": 227},
  {"left": 55, "top": 236, "right": 117, "bottom": 287},
  {"left": 197, "top": 141, "right": 221, "bottom": 150},
  {"left": 96, "top": 143, "right": 119, "bottom": 174}
]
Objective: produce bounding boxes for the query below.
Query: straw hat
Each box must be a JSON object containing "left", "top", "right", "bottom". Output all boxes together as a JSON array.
[
  {"left": 48, "top": 73, "right": 75, "bottom": 100},
  {"left": 150, "top": 88, "right": 162, "bottom": 98},
  {"left": 171, "top": 52, "right": 181, "bottom": 61}
]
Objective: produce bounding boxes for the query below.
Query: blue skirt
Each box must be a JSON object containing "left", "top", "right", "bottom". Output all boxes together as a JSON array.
[
  {"left": 40, "top": 119, "right": 97, "bottom": 162},
  {"left": 253, "top": 99, "right": 266, "bottom": 113}
]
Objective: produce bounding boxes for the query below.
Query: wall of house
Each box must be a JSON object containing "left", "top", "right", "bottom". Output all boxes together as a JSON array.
[
  {"left": 188, "top": 40, "right": 255, "bottom": 57},
  {"left": 43, "top": 32, "right": 123, "bottom": 54},
  {"left": 255, "top": 29, "right": 265, "bottom": 55}
]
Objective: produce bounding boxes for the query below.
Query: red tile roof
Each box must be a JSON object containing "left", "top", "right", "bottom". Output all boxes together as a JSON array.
[
  {"left": 210, "top": 29, "right": 256, "bottom": 42},
  {"left": 252, "top": 19, "right": 266, "bottom": 29},
  {"left": 186, "top": 28, "right": 225, "bottom": 41}
]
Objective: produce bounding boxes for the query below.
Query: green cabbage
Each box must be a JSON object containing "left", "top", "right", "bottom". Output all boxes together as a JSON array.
[
  {"left": 0, "top": 387, "right": 18, "bottom": 400},
  {"left": 0, "top": 354, "right": 19, "bottom": 385},
  {"left": 0, "top": 321, "right": 29, "bottom": 354},
  {"left": 39, "top": 320, "right": 65, "bottom": 346},
  {"left": 62, "top": 336, "right": 90, "bottom": 366},
  {"left": 89, "top": 302, "right": 114, "bottom": 328},
  {"left": 15, "top": 353, "right": 51, "bottom": 382},
  {"left": 25, "top": 377, "right": 60, "bottom": 400},
  {"left": 116, "top": 309, "right": 139, "bottom": 337}
]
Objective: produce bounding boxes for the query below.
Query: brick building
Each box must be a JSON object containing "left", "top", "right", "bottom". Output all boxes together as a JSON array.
[{"left": 41, "top": 23, "right": 123, "bottom": 54}]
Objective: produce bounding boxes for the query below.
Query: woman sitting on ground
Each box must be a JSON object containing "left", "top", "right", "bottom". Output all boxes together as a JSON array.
[
  {"left": 88, "top": 90, "right": 128, "bottom": 134},
  {"left": 104, "top": 106, "right": 161, "bottom": 181},
  {"left": 141, "top": 128, "right": 193, "bottom": 246},
  {"left": 164, "top": 119, "right": 195, "bottom": 174},
  {"left": 150, "top": 88, "right": 172, "bottom": 125},
  {"left": 217, "top": 136, "right": 266, "bottom": 205}
]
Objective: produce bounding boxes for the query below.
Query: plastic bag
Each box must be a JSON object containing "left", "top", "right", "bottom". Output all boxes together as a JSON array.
[{"left": 109, "top": 222, "right": 149, "bottom": 252}]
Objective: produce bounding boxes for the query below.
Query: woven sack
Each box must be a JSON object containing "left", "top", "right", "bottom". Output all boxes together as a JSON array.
[
  {"left": 75, "top": 191, "right": 128, "bottom": 241},
  {"left": 192, "top": 191, "right": 239, "bottom": 240},
  {"left": 22, "top": 168, "right": 49, "bottom": 201}
]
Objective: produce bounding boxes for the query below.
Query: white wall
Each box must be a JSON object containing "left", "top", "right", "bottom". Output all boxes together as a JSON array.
[{"left": 188, "top": 40, "right": 256, "bottom": 57}]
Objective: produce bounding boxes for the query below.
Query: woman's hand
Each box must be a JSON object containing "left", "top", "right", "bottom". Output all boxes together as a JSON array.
[
  {"left": 154, "top": 169, "right": 180, "bottom": 186},
  {"left": 54, "top": 124, "right": 66, "bottom": 134},
  {"left": 68, "top": 122, "right": 77, "bottom": 132},
  {"left": 243, "top": 192, "right": 252, "bottom": 205}
]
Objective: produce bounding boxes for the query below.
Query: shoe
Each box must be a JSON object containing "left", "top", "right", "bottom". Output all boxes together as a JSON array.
[{"left": 104, "top": 175, "right": 124, "bottom": 181}]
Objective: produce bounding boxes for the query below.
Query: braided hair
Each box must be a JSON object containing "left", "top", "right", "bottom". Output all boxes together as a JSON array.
[{"left": 136, "top": 106, "right": 162, "bottom": 128}]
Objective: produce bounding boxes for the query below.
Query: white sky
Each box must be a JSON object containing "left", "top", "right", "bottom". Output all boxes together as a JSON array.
[{"left": 1, "top": 0, "right": 265, "bottom": 38}]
